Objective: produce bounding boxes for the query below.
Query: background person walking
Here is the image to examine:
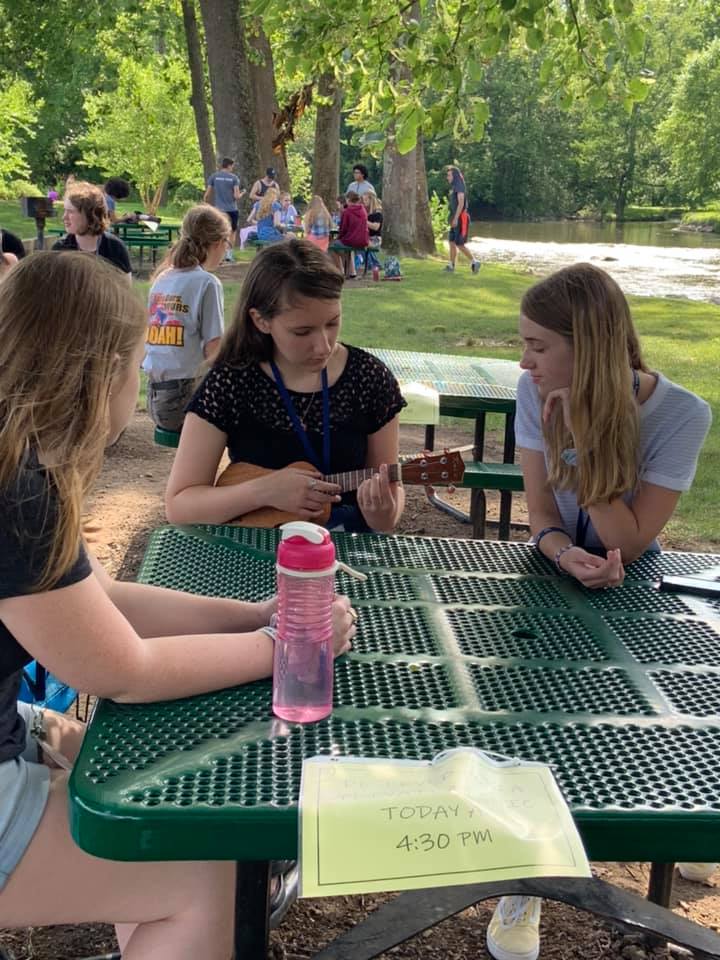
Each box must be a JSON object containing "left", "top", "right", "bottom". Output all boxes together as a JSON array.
[
  {"left": 204, "top": 157, "right": 245, "bottom": 262},
  {"left": 445, "top": 164, "right": 480, "bottom": 274}
]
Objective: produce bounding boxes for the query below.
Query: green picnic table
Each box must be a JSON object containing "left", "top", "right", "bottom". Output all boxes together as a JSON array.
[
  {"left": 365, "top": 348, "right": 522, "bottom": 538},
  {"left": 69, "top": 525, "right": 720, "bottom": 959}
]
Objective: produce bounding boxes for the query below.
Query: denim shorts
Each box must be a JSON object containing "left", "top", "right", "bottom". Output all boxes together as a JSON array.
[{"left": 0, "top": 702, "right": 51, "bottom": 890}]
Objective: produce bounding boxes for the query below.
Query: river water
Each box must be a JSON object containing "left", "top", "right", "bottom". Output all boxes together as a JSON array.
[{"left": 467, "top": 220, "right": 720, "bottom": 302}]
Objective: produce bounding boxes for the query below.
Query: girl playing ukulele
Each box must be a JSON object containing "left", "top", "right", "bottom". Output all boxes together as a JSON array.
[{"left": 166, "top": 238, "right": 407, "bottom": 533}]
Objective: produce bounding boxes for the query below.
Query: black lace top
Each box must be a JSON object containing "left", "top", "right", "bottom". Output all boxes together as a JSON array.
[{"left": 187, "top": 346, "right": 406, "bottom": 494}]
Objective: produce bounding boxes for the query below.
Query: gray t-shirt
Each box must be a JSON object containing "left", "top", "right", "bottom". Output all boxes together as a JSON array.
[
  {"left": 207, "top": 170, "right": 240, "bottom": 212},
  {"left": 515, "top": 370, "right": 712, "bottom": 551},
  {"left": 345, "top": 180, "right": 375, "bottom": 197},
  {"left": 143, "top": 267, "right": 224, "bottom": 382}
]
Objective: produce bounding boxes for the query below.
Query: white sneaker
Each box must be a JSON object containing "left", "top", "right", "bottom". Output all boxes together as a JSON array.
[
  {"left": 486, "top": 896, "right": 541, "bottom": 960},
  {"left": 678, "top": 862, "right": 718, "bottom": 882}
]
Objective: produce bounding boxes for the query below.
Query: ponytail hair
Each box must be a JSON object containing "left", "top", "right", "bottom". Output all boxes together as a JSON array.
[{"left": 152, "top": 204, "right": 230, "bottom": 279}]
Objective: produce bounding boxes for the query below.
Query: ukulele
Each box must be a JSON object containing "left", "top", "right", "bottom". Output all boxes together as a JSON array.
[{"left": 215, "top": 451, "right": 465, "bottom": 527}]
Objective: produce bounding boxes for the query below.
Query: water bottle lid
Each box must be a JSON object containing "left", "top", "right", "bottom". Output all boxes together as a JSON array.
[{"left": 278, "top": 521, "right": 336, "bottom": 572}]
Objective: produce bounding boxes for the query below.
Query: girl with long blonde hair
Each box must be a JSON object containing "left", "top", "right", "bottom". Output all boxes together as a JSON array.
[
  {"left": 486, "top": 261, "right": 712, "bottom": 960},
  {"left": 0, "top": 252, "right": 355, "bottom": 957},
  {"left": 303, "top": 195, "right": 331, "bottom": 252},
  {"left": 255, "top": 186, "right": 285, "bottom": 243},
  {"left": 144, "top": 203, "right": 230, "bottom": 432}
]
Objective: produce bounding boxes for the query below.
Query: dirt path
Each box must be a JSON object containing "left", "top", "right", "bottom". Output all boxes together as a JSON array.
[{"left": 3, "top": 410, "right": 719, "bottom": 959}]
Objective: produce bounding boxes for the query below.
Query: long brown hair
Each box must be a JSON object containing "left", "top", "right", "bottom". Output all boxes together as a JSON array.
[
  {"left": 303, "top": 195, "right": 330, "bottom": 230},
  {"left": 152, "top": 203, "right": 230, "bottom": 280},
  {"left": 0, "top": 253, "right": 145, "bottom": 589},
  {"left": 214, "top": 238, "right": 344, "bottom": 365},
  {"left": 521, "top": 263, "right": 648, "bottom": 507}
]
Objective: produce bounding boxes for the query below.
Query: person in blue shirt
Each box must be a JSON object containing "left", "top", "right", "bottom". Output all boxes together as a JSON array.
[{"left": 255, "top": 188, "right": 285, "bottom": 244}]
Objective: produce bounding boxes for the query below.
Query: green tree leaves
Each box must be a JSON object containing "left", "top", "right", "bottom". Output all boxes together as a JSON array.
[
  {"left": 658, "top": 37, "right": 720, "bottom": 202},
  {"left": 83, "top": 57, "right": 201, "bottom": 212}
]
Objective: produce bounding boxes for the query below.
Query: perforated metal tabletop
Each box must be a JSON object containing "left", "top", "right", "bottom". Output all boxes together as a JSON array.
[
  {"left": 69, "top": 525, "right": 720, "bottom": 865},
  {"left": 364, "top": 348, "right": 520, "bottom": 412}
]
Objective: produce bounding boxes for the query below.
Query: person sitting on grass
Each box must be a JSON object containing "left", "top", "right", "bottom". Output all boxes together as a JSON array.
[
  {"left": 255, "top": 187, "right": 286, "bottom": 245},
  {"left": 485, "top": 261, "right": 712, "bottom": 960},
  {"left": 330, "top": 191, "right": 368, "bottom": 279},
  {"left": 303, "top": 195, "right": 332, "bottom": 252},
  {"left": 0, "top": 251, "right": 357, "bottom": 959},
  {"left": 143, "top": 204, "right": 229, "bottom": 434},
  {"left": 52, "top": 181, "right": 131, "bottom": 280},
  {"left": 165, "top": 238, "right": 406, "bottom": 534}
]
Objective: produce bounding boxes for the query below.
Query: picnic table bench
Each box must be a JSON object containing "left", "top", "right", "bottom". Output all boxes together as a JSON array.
[{"left": 69, "top": 524, "right": 720, "bottom": 960}]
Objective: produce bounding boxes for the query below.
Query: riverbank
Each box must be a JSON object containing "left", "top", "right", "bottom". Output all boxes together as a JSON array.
[{"left": 680, "top": 207, "right": 720, "bottom": 233}]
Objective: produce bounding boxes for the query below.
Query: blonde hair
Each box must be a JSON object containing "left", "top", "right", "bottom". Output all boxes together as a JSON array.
[
  {"left": 363, "top": 192, "right": 381, "bottom": 214},
  {"left": 153, "top": 204, "right": 230, "bottom": 280},
  {"left": 303, "top": 195, "right": 331, "bottom": 231},
  {"left": 257, "top": 187, "right": 280, "bottom": 221},
  {"left": 521, "top": 263, "right": 647, "bottom": 508},
  {"left": 65, "top": 181, "right": 109, "bottom": 236},
  {"left": 0, "top": 253, "right": 145, "bottom": 590}
]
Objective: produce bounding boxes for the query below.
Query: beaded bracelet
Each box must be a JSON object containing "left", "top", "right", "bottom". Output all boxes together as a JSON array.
[
  {"left": 554, "top": 544, "right": 575, "bottom": 574},
  {"left": 533, "top": 526, "right": 568, "bottom": 551},
  {"left": 259, "top": 625, "right": 277, "bottom": 645}
]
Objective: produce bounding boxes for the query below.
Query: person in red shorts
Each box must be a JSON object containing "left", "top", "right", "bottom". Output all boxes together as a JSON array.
[{"left": 445, "top": 164, "right": 480, "bottom": 275}]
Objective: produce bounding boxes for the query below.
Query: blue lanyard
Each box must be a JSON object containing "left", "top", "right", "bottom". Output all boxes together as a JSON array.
[
  {"left": 270, "top": 361, "right": 330, "bottom": 475},
  {"left": 575, "top": 509, "right": 590, "bottom": 548}
]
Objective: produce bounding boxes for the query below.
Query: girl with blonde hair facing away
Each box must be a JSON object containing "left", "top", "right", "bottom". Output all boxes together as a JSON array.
[
  {"left": 0, "top": 252, "right": 355, "bottom": 958},
  {"left": 166, "top": 238, "right": 406, "bottom": 533},
  {"left": 255, "top": 186, "right": 285, "bottom": 243},
  {"left": 486, "top": 261, "right": 712, "bottom": 960},
  {"left": 303, "top": 195, "right": 331, "bottom": 252},
  {"left": 52, "top": 180, "right": 131, "bottom": 278},
  {"left": 143, "top": 203, "right": 231, "bottom": 433}
]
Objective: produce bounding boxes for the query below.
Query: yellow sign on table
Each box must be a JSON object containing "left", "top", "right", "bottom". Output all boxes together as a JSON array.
[{"left": 299, "top": 748, "right": 590, "bottom": 897}]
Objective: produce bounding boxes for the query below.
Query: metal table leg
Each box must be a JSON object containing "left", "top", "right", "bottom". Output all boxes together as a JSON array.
[
  {"left": 311, "top": 875, "right": 720, "bottom": 960},
  {"left": 497, "top": 411, "right": 517, "bottom": 540},
  {"left": 234, "top": 860, "right": 271, "bottom": 959},
  {"left": 647, "top": 862, "right": 675, "bottom": 908}
]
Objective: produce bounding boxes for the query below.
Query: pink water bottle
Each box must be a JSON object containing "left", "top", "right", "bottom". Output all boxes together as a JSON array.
[{"left": 272, "top": 522, "right": 337, "bottom": 723}]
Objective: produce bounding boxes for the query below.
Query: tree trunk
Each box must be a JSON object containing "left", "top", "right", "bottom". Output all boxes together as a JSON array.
[
  {"left": 615, "top": 104, "right": 640, "bottom": 222},
  {"left": 247, "top": 27, "right": 290, "bottom": 192},
  {"left": 180, "top": 0, "right": 216, "bottom": 182},
  {"left": 198, "top": 0, "right": 260, "bottom": 196},
  {"left": 382, "top": 133, "right": 417, "bottom": 255},
  {"left": 414, "top": 132, "right": 436, "bottom": 255},
  {"left": 311, "top": 73, "right": 342, "bottom": 209}
]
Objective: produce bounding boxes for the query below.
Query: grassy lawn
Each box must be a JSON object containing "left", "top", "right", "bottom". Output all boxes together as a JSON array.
[{"left": 0, "top": 198, "right": 182, "bottom": 240}]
